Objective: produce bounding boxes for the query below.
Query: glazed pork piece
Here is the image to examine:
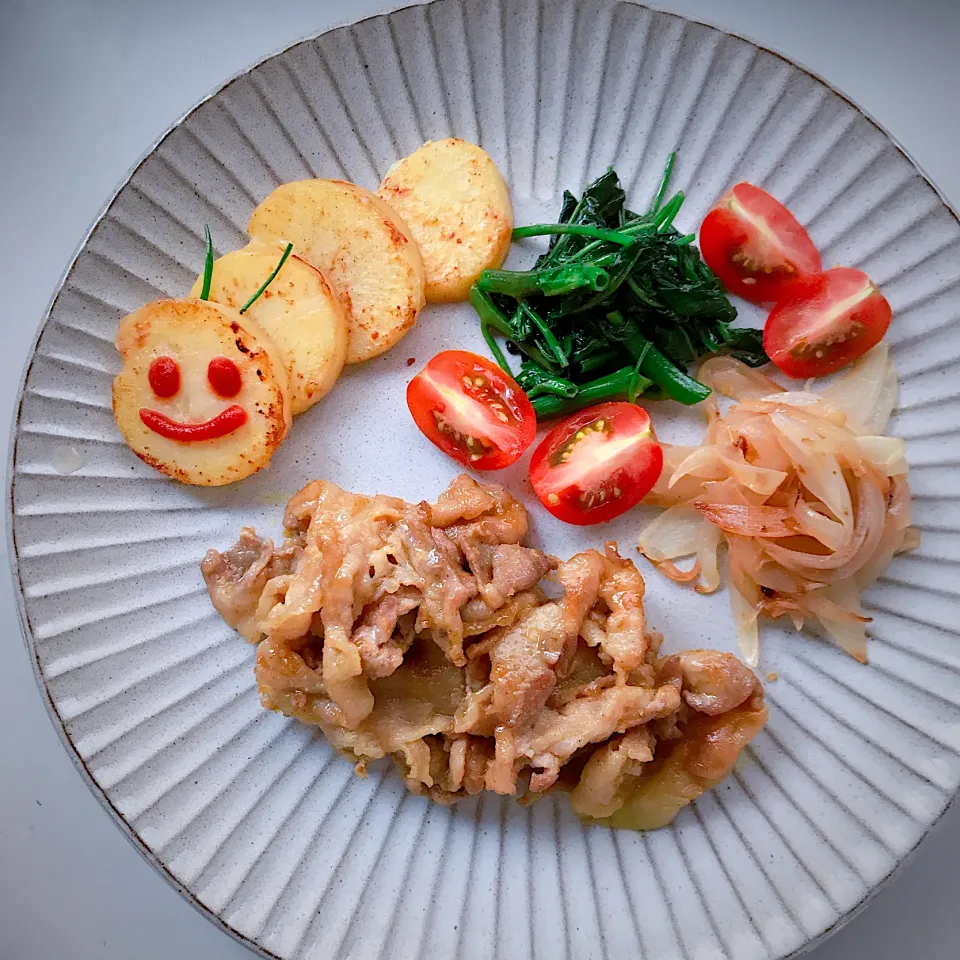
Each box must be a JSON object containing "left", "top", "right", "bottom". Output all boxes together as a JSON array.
[{"left": 202, "top": 474, "right": 767, "bottom": 828}]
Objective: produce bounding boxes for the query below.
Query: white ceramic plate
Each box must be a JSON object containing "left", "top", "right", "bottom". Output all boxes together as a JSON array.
[{"left": 9, "top": 1, "right": 960, "bottom": 957}]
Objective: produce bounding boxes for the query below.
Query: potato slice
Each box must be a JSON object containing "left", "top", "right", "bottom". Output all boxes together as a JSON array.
[
  {"left": 113, "top": 298, "right": 291, "bottom": 486},
  {"left": 248, "top": 180, "right": 425, "bottom": 363},
  {"left": 378, "top": 138, "right": 513, "bottom": 303},
  {"left": 189, "top": 241, "right": 347, "bottom": 415}
]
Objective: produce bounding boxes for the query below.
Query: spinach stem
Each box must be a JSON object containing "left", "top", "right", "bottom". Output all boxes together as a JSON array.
[
  {"left": 651, "top": 151, "right": 677, "bottom": 214},
  {"left": 577, "top": 346, "right": 620, "bottom": 376},
  {"left": 565, "top": 220, "right": 657, "bottom": 264},
  {"left": 539, "top": 190, "right": 590, "bottom": 265},
  {"left": 482, "top": 324, "right": 512, "bottom": 373},
  {"left": 618, "top": 319, "right": 711, "bottom": 406},
  {"left": 621, "top": 220, "right": 659, "bottom": 236},
  {"left": 518, "top": 302, "right": 568, "bottom": 367},
  {"left": 470, "top": 285, "right": 514, "bottom": 374},
  {"left": 512, "top": 223, "right": 637, "bottom": 247},
  {"left": 478, "top": 263, "right": 609, "bottom": 298},
  {"left": 523, "top": 374, "right": 578, "bottom": 399},
  {"left": 469, "top": 285, "right": 557, "bottom": 373},
  {"left": 531, "top": 366, "right": 653, "bottom": 419},
  {"left": 627, "top": 277, "right": 662, "bottom": 308},
  {"left": 654, "top": 192, "right": 685, "bottom": 232}
]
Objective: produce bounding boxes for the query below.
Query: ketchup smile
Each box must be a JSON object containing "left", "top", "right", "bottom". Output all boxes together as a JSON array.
[{"left": 139, "top": 405, "right": 248, "bottom": 441}]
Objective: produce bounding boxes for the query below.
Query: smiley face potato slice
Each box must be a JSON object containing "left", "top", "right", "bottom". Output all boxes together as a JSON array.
[
  {"left": 247, "top": 179, "right": 425, "bottom": 364},
  {"left": 188, "top": 241, "right": 348, "bottom": 415},
  {"left": 112, "top": 299, "right": 292, "bottom": 486},
  {"left": 378, "top": 138, "right": 513, "bottom": 303}
]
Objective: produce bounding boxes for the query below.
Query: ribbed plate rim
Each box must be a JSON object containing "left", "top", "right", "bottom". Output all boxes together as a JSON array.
[{"left": 6, "top": 2, "right": 959, "bottom": 958}]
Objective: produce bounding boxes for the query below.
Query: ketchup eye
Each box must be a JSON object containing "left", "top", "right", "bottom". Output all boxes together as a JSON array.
[
  {"left": 208, "top": 357, "right": 242, "bottom": 398},
  {"left": 148, "top": 356, "right": 180, "bottom": 398}
]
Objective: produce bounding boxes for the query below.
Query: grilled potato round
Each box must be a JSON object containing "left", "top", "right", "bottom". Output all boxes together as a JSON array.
[
  {"left": 378, "top": 138, "right": 513, "bottom": 303},
  {"left": 113, "top": 298, "right": 291, "bottom": 486},
  {"left": 189, "top": 241, "right": 348, "bottom": 415},
  {"left": 248, "top": 180, "right": 425, "bottom": 364}
]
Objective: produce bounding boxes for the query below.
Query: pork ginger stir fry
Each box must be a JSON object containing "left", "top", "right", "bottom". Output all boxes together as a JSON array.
[
  {"left": 202, "top": 474, "right": 766, "bottom": 829},
  {"left": 640, "top": 345, "right": 918, "bottom": 665}
]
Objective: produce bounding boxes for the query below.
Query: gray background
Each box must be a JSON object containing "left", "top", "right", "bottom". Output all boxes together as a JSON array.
[{"left": 2, "top": 0, "right": 958, "bottom": 957}]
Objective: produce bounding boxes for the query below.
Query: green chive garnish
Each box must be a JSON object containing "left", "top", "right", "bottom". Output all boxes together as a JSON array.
[
  {"left": 199, "top": 225, "right": 214, "bottom": 301},
  {"left": 239, "top": 243, "right": 294, "bottom": 314}
]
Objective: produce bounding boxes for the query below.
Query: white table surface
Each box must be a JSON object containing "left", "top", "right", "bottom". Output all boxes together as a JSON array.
[{"left": 2, "top": 0, "right": 959, "bottom": 957}]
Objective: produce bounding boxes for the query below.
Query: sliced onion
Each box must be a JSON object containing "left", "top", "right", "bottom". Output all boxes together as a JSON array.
[
  {"left": 638, "top": 505, "right": 703, "bottom": 562},
  {"left": 791, "top": 500, "right": 848, "bottom": 551},
  {"left": 636, "top": 354, "right": 910, "bottom": 666},
  {"left": 805, "top": 590, "right": 870, "bottom": 625},
  {"left": 820, "top": 342, "right": 899, "bottom": 435},
  {"left": 668, "top": 446, "right": 727, "bottom": 488},
  {"left": 753, "top": 562, "right": 812, "bottom": 596},
  {"left": 766, "top": 394, "right": 846, "bottom": 435},
  {"left": 765, "top": 473, "right": 885, "bottom": 578},
  {"left": 900, "top": 528, "right": 922, "bottom": 552},
  {"left": 655, "top": 558, "right": 703, "bottom": 583},
  {"left": 695, "top": 521, "right": 723, "bottom": 595},
  {"left": 702, "top": 393, "right": 721, "bottom": 424},
  {"left": 769, "top": 410, "right": 854, "bottom": 528},
  {"left": 818, "top": 618, "right": 868, "bottom": 663},
  {"left": 699, "top": 477, "right": 768, "bottom": 507},
  {"left": 856, "top": 436, "right": 908, "bottom": 476},
  {"left": 734, "top": 413, "right": 793, "bottom": 472},
  {"left": 808, "top": 579, "right": 869, "bottom": 663},
  {"left": 694, "top": 502, "right": 798, "bottom": 538},
  {"left": 700, "top": 357, "right": 784, "bottom": 400},
  {"left": 726, "top": 537, "right": 763, "bottom": 605},
  {"left": 745, "top": 397, "right": 849, "bottom": 434},
  {"left": 855, "top": 475, "right": 912, "bottom": 588},
  {"left": 720, "top": 453, "right": 788, "bottom": 497},
  {"left": 646, "top": 444, "right": 704, "bottom": 507},
  {"left": 729, "top": 584, "right": 760, "bottom": 667}
]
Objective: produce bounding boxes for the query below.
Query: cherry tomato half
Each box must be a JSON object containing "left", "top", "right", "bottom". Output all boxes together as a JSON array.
[
  {"left": 529, "top": 402, "right": 663, "bottom": 526},
  {"left": 406, "top": 350, "right": 536, "bottom": 470},
  {"left": 700, "top": 182, "right": 821, "bottom": 304},
  {"left": 763, "top": 266, "right": 892, "bottom": 379}
]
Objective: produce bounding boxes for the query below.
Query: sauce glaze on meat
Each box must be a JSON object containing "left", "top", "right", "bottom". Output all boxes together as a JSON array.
[{"left": 202, "top": 474, "right": 767, "bottom": 828}]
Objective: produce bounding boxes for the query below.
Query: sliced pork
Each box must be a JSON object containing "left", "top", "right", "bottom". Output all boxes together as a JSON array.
[{"left": 202, "top": 474, "right": 767, "bottom": 828}]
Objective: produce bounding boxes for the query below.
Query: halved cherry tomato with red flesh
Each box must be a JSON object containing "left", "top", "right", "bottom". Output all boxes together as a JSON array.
[
  {"left": 700, "top": 182, "right": 821, "bottom": 304},
  {"left": 764, "top": 266, "right": 892, "bottom": 378},
  {"left": 407, "top": 350, "right": 536, "bottom": 470},
  {"left": 530, "top": 402, "right": 663, "bottom": 526}
]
